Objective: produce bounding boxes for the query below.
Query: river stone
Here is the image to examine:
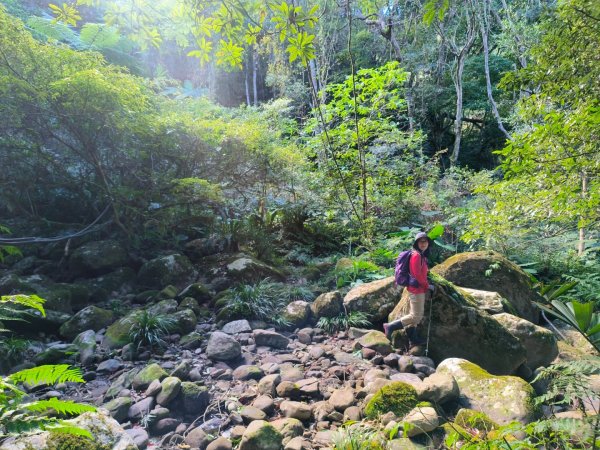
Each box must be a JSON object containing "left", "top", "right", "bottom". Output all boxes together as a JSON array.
[
  {"left": 233, "top": 365, "right": 264, "bottom": 381},
  {"left": 128, "top": 397, "right": 155, "bottom": 421},
  {"left": 310, "top": 291, "right": 342, "bottom": 318},
  {"left": 59, "top": 305, "right": 114, "bottom": 340},
  {"left": 69, "top": 240, "right": 129, "bottom": 276},
  {"left": 207, "top": 331, "right": 242, "bottom": 361},
  {"left": 240, "top": 406, "right": 267, "bottom": 423},
  {"left": 389, "top": 278, "right": 526, "bottom": 375},
  {"left": 252, "top": 395, "right": 275, "bottom": 414},
  {"left": 419, "top": 372, "right": 459, "bottom": 405},
  {"left": 207, "top": 437, "right": 233, "bottom": 450},
  {"left": 223, "top": 319, "right": 252, "bottom": 334},
  {"left": 178, "top": 382, "right": 210, "bottom": 415},
  {"left": 280, "top": 401, "right": 313, "bottom": 421},
  {"left": 184, "top": 427, "right": 211, "bottom": 450},
  {"left": 126, "top": 428, "right": 148, "bottom": 449},
  {"left": 271, "top": 418, "right": 304, "bottom": 441},
  {"left": 437, "top": 358, "right": 539, "bottom": 425},
  {"left": 157, "top": 377, "right": 181, "bottom": 406},
  {"left": 491, "top": 313, "right": 558, "bottom": 369},
  {"left": 103, "top": 310, "right": 141, "bottom": 349},
  {"left": 281, "top": 301, "right": 311, "bottom": 329},
  {"left": 239, "top": 420, "right": 283, "bottom": 450},
  {"left": 137, "top": 254, "right": 195, "bottom": 289},
  {"left": 431, "top": 251, "right": 540, "bottom": 323},
  {"left": 171, "top": 308, "right": 197, "bottom": 335},
  {"left": 329, "top": 388, "right": 355, "bottom": 412},
  {"left": 253, "top": 329, "right": 290, "bottom": 349},
  {"left": 105, "top": 368, "right": 139, "bottom": 401},
  {"left": 73, "top": 329, "right": 96, "bottom": 366},
  {"left": 258, "top": 374, "right": 281, "bottom": 396},
  {"left": 401, "top": 406, "right": 439, "bottom": 437},
  {"left": 103, "top": 396, "right": 133, "bottom": 423},
  {"left": 356, "top": 330, "right": 393, "bottom": 356},
  {"left": 343, "top": 276, "right": 403, "bottom": 322},
  {"left": 132, "top": 363, "right": 168, "bottom": 390}
]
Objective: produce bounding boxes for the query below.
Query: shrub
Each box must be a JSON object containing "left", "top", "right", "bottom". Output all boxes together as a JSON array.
[
  {"left": 316, "top": 311, "right": 371, "bottom": 334},
  {"left": 125, "top": 310, "right": 177, "bottom": 350}
]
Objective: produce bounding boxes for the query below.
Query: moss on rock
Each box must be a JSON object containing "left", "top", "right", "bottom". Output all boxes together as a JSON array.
[{"left": 364, "top": 381, "right": 418, "bottom": 420}]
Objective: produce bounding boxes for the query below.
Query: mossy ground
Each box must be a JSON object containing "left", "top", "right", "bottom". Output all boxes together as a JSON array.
[{"left": 364, "top": 382, "right": 418, "bottom": 420}]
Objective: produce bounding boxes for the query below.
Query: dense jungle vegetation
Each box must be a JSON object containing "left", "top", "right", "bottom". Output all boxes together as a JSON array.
[{"left": 0, "top": 0, "right": 599, "bottom": 447}]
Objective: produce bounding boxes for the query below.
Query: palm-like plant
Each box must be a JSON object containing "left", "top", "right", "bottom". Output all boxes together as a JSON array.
[
  {"left": 0, "top": 294, "right": 45, "bottom": 332},
  {"left": 125, "top": 310, "right": 177, "bottom": 350}
]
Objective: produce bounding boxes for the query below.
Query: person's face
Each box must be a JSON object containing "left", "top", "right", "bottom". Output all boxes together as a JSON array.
[{"left": 417, "top": 238, "right": 429, "bottom": 252}]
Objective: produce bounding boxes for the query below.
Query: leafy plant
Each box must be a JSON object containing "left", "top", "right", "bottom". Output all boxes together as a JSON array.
[
  {"left": 536, "top": 300, "right": 600, "bottom": 352},
  {"left": 335, "top": 259, "right": 384, "bottom": 288},
  {"left": 331, "top": 422, "right": 385, "bottom": 450},
  {"left": 0, "top": 337, "right": 30, "bottom": 368},
  {"left": 316, "top": 311, "right": 372, "bottom": 334},
  {"left": 125, "top": 310, "right": 177, "bottom": 350},
  {"left": 0, "top": 294, "right": 45, "bottom": 331},
  {"left": 0, "top": 365, "right": 96, "bottom": 440}
]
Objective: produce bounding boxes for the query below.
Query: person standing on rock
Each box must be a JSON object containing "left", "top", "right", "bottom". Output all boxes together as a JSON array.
[{"left": 383, "top": 231, "right": 434, "bottom": 348}]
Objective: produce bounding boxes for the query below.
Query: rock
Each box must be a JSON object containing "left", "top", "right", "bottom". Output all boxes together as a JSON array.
[
  {"left": 226, "top": 254, "right": 285, "bottom": 283},
  {"left": 69, "top": 240, "right": 129, "bottom": 276},
  {"left": 103, "top": 310, "right": 140, "bottom": 349},
  {"left": 240, "top": 406, "right": 267, "bottom": 423},
  {"left": 310, "top": 291, "right": 342, "bottom": 318},
  {"left": 206, "top": 331, "right": 242, "bottom": 361},
  {"left": 178, "top": 382, "right": 210, "bottom": 415},
  {"left": 178, "top": 297, "right": 202, "bottom": 317},
  {"left": 401, "top": 406, "right": 439, "bottom": 437},
  {"left": 282, "top": 301, "right": 311, "bottom": 329},
  {"left": 280, "top": 401, "right": 313, "bottom": 421},
  {"left": 284, "top": 437, "right": 306, "bottom": 450},
  {"left": 184, "top": 426, "right": 211, "bottom": 450},
  {"left": 252, "top": 395, "right": 275, "bottom": 414},
  {"left": 457, "top": 287, "right": 505, "bottom": 314},
  {"left": 343, "top": 276, "right": 402, "bottom": 322},
  {"left": 73, "top": 329, "right": 96, "bottom": 366},
  {"left": 271, "top": 418, "right": 304, "bottom": 442},
  {"left": 419, "top": 372, "right": 459, "bottom": 405},
  {"left": 491, "top": 313, "right": 558, "bottom": 369},
  {"left": 132, "top": 363, "right": 168, "bottom": 390},
  {"left": 83, "top": 268, "right": 136, "bottom": 303},
  {"left": 179, "top": 282, "right": 213, "bottom": 303},
  {"left": 171, "top": 308, "right": 198, "bottom": 335},
  {"left": 207, "top": 437, "right": 233, "bottom": 450},
  {"left": 180, "top": 331, "right": 204, "bottom": 350},
  {"left": 153, "top": 418, "right": 180, "bottom": 434},
  {"left": 296, "top": 378, "right": 320, "bottom": 398},
  {"left": 59, "top": 305, "right": 114, "bottom": 340},
  {"left": 33, "top": 343, "right": 77, "bottom": 365},
  {"left": 431, "top": 251, "right": 540, "bottom": 323},
  {"left": 105, "top": 368, "right": 139, "bottom": 401},
  {"left": 344, "top": 406, "right": 362, "bottom": 422},
  {"left": 103, "top": 396, "right": 133, "bottom": 423},
  {"left": 171, "top": 360, "right": 191, "bottom": 379},
  {"left": 253, "top": 329, "right": 290, "bottom": 349},
  {"left": 128, "top": 397, "right": 155, "bottom": 421},
  {"left": 126, "top": 427, "right": 149, "bottom": 449},
  {"left": 185, "top": 235, "right": 228, "bottom": 260},
  {"left": 356, "top": 331, "right": 393, "bottom": 356},
  {"left": 258, "top": 374, "right": 281, "bottom": 397},
  {"left": 0, "top": 410, "right": 138, "bottom": 450},
  {"left": 137, "top": 254, "right": 195, "bottom": 289},
  {"left": 233, "top": 365, "right": 264, "bottom": 381},
  {"left": 223, "top": 320, "right": 252, "bottom": 334},
  {"left": 389, "top": 278, "right": 527, "bottom": 375},
  {"left": 454, "top": 408, "right": 499, "bottom": 432},
  {"left": 157, "top": 377, "right": 181, "bottom": 406},
  {"left": 436, "top": 358, "right": 539, "bottom": 425},
  {"left": 97, "top": 359, "right": 123, "bottom": 373},
  {"left": 329, "top": 388, "right": 355, "bottom": 412},
  {"left": 364, "top": 382, "right": 418, "bottom": 420},
  {"left": 239, "top": 420, "right": 283, "bottom": 450}
]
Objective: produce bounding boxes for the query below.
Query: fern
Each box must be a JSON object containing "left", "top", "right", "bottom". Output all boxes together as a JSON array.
[
  {"left": 22, "top": 398, "right": 96, "bottom": 415},
  {"left": 80, "top": 23, "right": 120, "bottom": 48},
  {"left": 1, "top": 294, "right": 45, "bottom": 317},
  {"left": 26, "top": 16, "right": 79, "bottom": 43},
  {"left": 9, "top": 364, "right": 85, "bottom": 386}
]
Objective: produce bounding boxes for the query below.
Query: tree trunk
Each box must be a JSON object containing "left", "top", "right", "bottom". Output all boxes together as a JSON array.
[
  {"left": 450, "top": 57, "right": 466, "bottom": 165},
  {"left": 252, "top": 47, "right": 258, "bottom": 106},
  {"left": 244, "top": 57, "right": 251, "bottom": 107},
  {"left": 578, "top": 172, "right": 588, "bottom": 256}
]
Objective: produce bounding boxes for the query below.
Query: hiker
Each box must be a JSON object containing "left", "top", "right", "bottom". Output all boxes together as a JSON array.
[{"left": 383, "top": 232, "right": 435, "bottom": 347}]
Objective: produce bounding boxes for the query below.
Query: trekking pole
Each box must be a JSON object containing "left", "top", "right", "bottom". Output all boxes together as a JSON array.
[{"left": 425, "top": 289, "right": 434, "bottom": 357}]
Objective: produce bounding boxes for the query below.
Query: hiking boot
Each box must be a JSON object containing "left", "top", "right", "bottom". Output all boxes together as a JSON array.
[
  {"left": 383, "top": 320, "right": 403, "bottom": 340},
  {"left": 406, "top": 326, "right": 425, "bottom": 347}
]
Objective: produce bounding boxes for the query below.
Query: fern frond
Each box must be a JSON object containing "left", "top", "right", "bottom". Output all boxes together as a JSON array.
[
  {"left": 46, "top": 423, "right": 93, "bottom": 439},
  {"left": 0, "top": 295, "right": 46, "bottom": 317},
  {"left": 22, "top": 398, "right": 96, "bottom": 416},
  {"left": 9, "top": 365, "right": 84, "bottom": 386}
]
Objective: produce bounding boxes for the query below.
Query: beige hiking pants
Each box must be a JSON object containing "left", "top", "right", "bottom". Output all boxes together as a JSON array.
[{"left": 400, "top": 292, "right": 426, "bottom": 327}]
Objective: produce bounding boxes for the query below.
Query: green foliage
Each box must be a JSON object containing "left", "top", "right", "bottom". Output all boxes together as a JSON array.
[
  {"left": 0, "top": 337, "right": 30, "bottom": 368},
  {"left": 46, "top": 432, "right": 110, "bottom": 450},
  {"left": 334, "top": 259, "right": 385, "bottom": 288},
  {"left": 0, "top": 295, "right": 45, "bottom": 333},
  {"left": 537, "top": 300, "right": 600, "bottom": 352},
  {"left": 331, "top": 423, "right": 385, "bottom": 450},
  {"left": 364, "top": 382, "right": 418, "bottom": 420},
  {"left": 0, "top": 365, "right": 95, "bottom": 440},
  {"left": 125, "top": 310, "right": 177, "bottom": 350},
  {"left": 216, "top": 279, "right": 292, "bottom": 325},
  {"left": 316, "top": 311, "right": 372, "bottom": 334}
]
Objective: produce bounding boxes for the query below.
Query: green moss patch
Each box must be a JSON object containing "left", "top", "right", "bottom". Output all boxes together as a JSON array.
[{"left": 364, "top": 381, "right": 418, "bottom": 420}]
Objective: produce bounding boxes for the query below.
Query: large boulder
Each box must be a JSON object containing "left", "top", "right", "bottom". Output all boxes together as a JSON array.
[
  {"left": 0, "top": 410, "right": 138, "bottom": 449},
  {"left": 344, "top": 276, "right": 403, "bottom": 322},
  {"left": 59, "top": 305, "right": 114, "bottom": 340},
  {"left": 431, "top": 251, "right": 540, "bottom": 323},
  {"left": 491, "top": 313, "right": 558, "bottom": 369},
  {"left": 206, "top": 331, "right": 242, "bottom": 361},
  {"left": 137, "top": 254, "right": 195, "bottom": 289},
  {"left": 81, "top": 268, "right": 136, "bottom": 303},
  {"left": 310, "top": 291, "right": 342, "bottom": 318},
  {"left": 437, "top": 358, "right": 539, "bottom": 425},
  {"left": 103, "top": 310, "right": 141, "bottom": 349},
  {"left": 69, "top": 240, "right": 129, "bottom": 276},
  {"left": 225, "top": 254, "right": 285, "bottom": 283},
  {"left": 281, "top": 301, "right": 311, "bottom": 329},
  {"left": 389, "top": 277, "right": 526, "bottom": 375}
]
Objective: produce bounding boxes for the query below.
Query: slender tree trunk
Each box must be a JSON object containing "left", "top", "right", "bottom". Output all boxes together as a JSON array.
[
  {"left": 244, "top": 58, "right": 251, "bottom": 107},
  {"left": 406, "top": 72, "right": 416, "bottom": 132},
  {"left": 450, "top": 57, "right": 466, "bottom": 165},
  {"left": 252, "top": 47, "right": 258, "bottom": 106},
  {"left": 578, "top": 172, "right": 588, "bottom": 256}
]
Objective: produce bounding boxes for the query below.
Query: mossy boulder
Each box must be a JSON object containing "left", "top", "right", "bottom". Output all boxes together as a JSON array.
[
  {"left": 364, "top": 381, "right": 419, "bottom": 419},
  {"left": 453, "top": 408, "right": 499, "bottom": 433},
  {"left": 356, "top": 330, "right": 393, "bottom": 356},
  {"left": 239, "top": 420, "right": 283, "bottom": 450},
  {"left": 103, "top": 396, "right": 133, "bottom": 423},
  {"left": 401, "top": 406, "right": 439, "bottom": 437},
  {"left": 132, "top": 363, "right": 168, "bottom": 390},
  {"left": 431, "top": 251, "right": 540, "bottom": 323},
  {"left": 389, "top": 274, "right": 526, "bottom": 375},
  {"left": 491, "top": 313, "right": 558, "bottom": 369},
  {"left": 178, "top": 283, "right": 212, "bottom": 303},
  {"left": 103, "top": 311, "right": 140, "bottom": 349},
  {"left": 226, "top": 253, "right": 285, "bottom": 283},
  {"left": 310, "top": 291, "right": 342, "bottom": 318},
  {"left": 344, "top": 276, "right": 403, "bottom": 322},
  {"left": 81, "top": 268, "right": 136, "bottom": 303},
  {"left": 437, "top": 358, "right": 539, "bottom": 425},
  {"left": 156, "top": 376, "right": 182, "bottom": 406},
  {"left": 171, "top": 308, "right": 197, "bottom": 335},
  {"left": 69, "top": 240, "right": 129, "bottom": 277},
  {"left": 281, "top": 301, "right": 311, "bottom": 329},
  {"left": 177, "top": 381, "right": 210, "bottom": 415},
  {"left": 59, "top": 306, "right": 114, "bottom": 340},
  {"left": 40, "top": 283, "right": 90, "bottom": 313},
  {"left": 137, "top": 254, "right": 195, "bottom": 289}
]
